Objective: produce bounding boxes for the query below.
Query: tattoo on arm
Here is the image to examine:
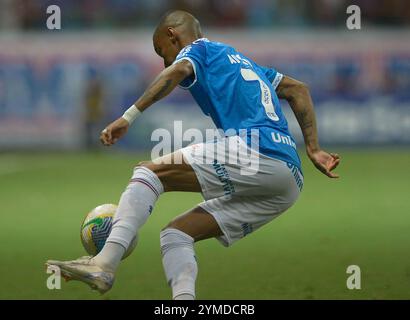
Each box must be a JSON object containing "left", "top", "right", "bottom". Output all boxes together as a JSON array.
[
  {"left": 133, "top": 62, "right": 191, "bottom": 112},
  {"left": 276, "top": 86, "right": 286, "bottom": 100},
  {"left": 277, "top": 76, "right": 320, "bottom": 153},
  {"left": 152, "top": 79, "right": 172, "bottom": 102},
  {"left": 289, "top": 90, "right": 319, "bottom": 152},
  {"left": 296, "top": 109, "right": 313, "bottom": 130},
  {"left": 140, "top": 78, "right": 174, "bottom": 108}
]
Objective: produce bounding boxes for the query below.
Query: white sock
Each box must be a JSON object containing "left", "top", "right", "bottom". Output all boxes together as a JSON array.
[
  {"left": 93, "top": 166, "right": 164, "bottom": 272},
  {"left": 160, "top": 228, "right": 197, "bottom": 300},
  {"left": 93, "top": 242, "right": 125, "bottom": 272}
]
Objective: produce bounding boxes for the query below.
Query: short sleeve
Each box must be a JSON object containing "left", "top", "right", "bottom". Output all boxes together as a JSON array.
[
  {"left": 258, "top": 65, "right": 284, "bottom": 90},
  {"left": 173, "top": 39, "right": 207, "bottom": 89}
]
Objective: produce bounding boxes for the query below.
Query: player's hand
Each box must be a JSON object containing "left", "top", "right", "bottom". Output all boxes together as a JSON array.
[
  {"left": 100, "top": 117, "right": 129, "bottom": 146},
  {"left": 307, "top": 149, "right": 340, "bottom": 178}
]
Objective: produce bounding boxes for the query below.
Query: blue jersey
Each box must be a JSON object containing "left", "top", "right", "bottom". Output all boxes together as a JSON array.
[{"left": 173, "top": 38, "right": 301, "bottom": 170}]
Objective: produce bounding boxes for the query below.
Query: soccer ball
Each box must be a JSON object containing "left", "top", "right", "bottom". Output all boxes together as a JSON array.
[{"left": 80, "top": 204, "right": 137, "bottom": 259}]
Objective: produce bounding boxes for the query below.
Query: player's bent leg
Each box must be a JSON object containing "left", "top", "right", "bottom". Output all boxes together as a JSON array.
[
  {"left": 160, "top": 206, "right": 223, "bottom": 300},
  {"left": 164, "top": 206, "right": 223, "bottom": 241}
]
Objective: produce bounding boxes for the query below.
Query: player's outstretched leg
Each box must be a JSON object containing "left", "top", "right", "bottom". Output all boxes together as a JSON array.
[
  {"left": 161, "top": 206, "right": 223, "bottom": 300},
  {"left": 92, "top": 165, "right": 164, "bottom": 272},
  {"left": 46, "top": 151, "right": 200, "bottom": 294}
]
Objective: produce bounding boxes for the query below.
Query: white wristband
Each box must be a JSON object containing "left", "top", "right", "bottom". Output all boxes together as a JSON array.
[{"left": 121, "top": 104, "right": 141, "bottom": 124}]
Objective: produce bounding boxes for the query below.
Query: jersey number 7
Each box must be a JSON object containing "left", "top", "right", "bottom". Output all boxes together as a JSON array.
[{"left": 240, "top": 68, "right": 279, "bottom": 122}]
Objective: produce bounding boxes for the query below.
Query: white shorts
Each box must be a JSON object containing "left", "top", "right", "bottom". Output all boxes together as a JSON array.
[{"left": 181, "top": 135, "right": 303, "bottom": 247}]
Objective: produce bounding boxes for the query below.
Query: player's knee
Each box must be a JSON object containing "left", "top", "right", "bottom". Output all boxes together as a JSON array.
[
  {"left": 137, "top": 161, "right": 159, "bottom": 175},
  {"left": 133, "top": 161, "right": 161, "bottom": 180},
  {"left": 160, "top": 227, "right": 194, "bottom": 252},
  {"left": 127, "top": 163, "right": 165, "bottom": 195},
  {"left": 136, "top": 162, "right": 173, "bottom": 191},
  {"left": 136, "top": 160, "right": 153, "bottom": 169},
  {"left": 136, "top": 161, "right": 163, "bottom": 181}
]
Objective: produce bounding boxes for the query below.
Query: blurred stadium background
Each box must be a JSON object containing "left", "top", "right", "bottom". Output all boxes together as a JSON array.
[{"left": 0, "top": 0, "right": 409, "bottom": 299}]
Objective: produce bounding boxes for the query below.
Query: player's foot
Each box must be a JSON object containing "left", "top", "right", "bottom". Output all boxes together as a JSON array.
[{"left": 45, "top": 256, "right": 114, "bottom": 294}]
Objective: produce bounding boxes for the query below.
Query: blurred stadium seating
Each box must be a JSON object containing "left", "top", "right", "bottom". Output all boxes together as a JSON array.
[{"left": 1, "top": 0, "right": 410, "bottom": 30}]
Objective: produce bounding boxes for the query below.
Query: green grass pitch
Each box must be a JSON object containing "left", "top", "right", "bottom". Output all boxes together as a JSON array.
[{"left": 0, "top": 150, "right": 409, "bottom": 299}]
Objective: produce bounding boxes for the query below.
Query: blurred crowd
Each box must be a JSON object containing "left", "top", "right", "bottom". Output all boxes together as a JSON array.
[{"left": 1, "top": 0, "right": 409, "bottom": 30}]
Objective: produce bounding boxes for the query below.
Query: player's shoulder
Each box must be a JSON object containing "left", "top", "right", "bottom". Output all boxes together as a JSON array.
[{"left": 176, "top": 38, "right": 229, "bottom": 58}]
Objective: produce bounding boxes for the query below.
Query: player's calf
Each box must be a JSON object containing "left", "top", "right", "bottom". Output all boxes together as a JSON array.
[
  {"left": 159, "top": 207, "right": 223, "bottom": 300},
  {"left": 160, "top": 228, "right": 198, "bottom": 300}
]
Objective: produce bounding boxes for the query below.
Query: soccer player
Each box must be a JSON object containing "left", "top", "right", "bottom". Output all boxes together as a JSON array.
[{"left": 46, "top": 10, "right": 340, "bottom": 300}]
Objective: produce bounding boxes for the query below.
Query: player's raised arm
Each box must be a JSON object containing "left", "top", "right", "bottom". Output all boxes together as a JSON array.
[
  {"left": 100, "top": 60, "right": 193, "bottom": 146},
  {"left": 276, "top": 76, "right": 341, "bottom": 178}
]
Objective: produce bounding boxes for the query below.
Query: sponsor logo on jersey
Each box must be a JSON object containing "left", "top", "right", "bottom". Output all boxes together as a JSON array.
[{"left": 271, "top": 132, "right": 297, "bottom": 149}]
